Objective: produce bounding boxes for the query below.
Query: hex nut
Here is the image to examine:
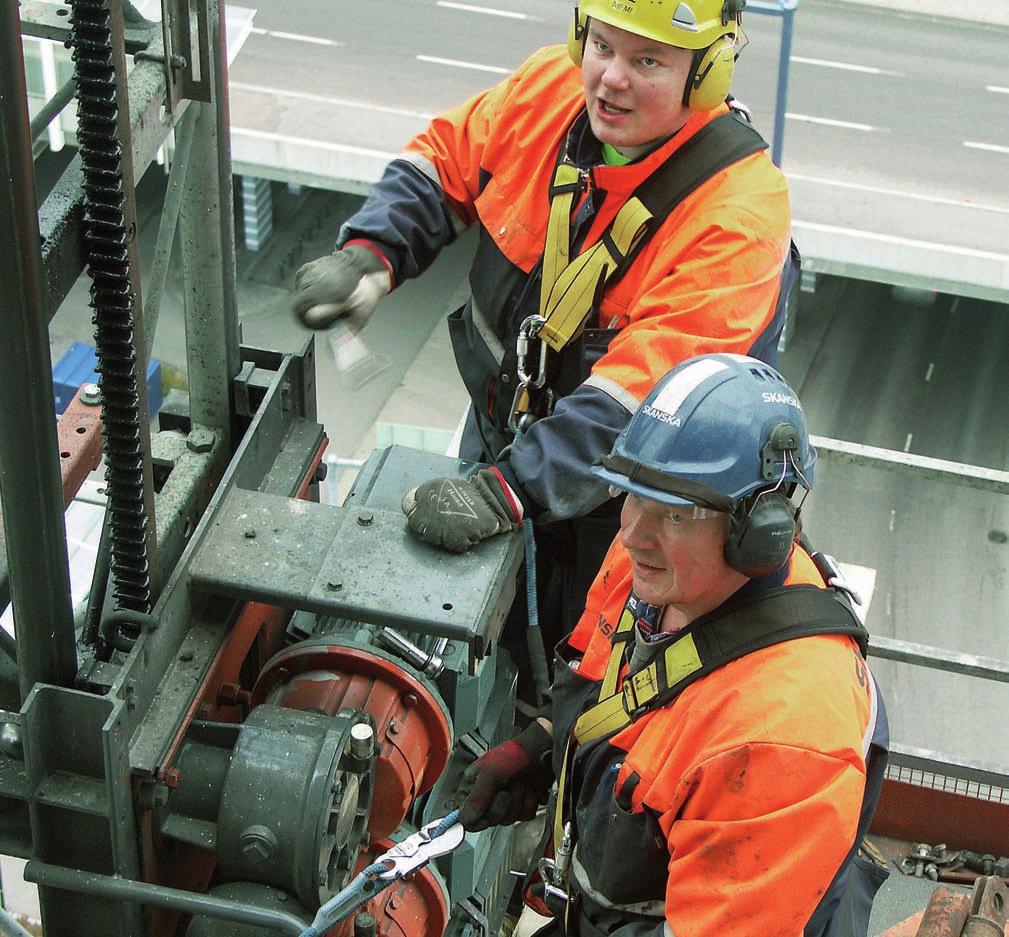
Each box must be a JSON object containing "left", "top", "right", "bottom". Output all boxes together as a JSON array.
[
  {"left": 239, "top": 824, "right": 278, "bottom": 863},
  {"left": 186, "top": 428, "right": 217, "bottom": 454}
]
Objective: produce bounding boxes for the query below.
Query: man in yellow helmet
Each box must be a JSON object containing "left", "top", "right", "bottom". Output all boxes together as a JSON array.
[{"left": 293, "top": 1, "right": 795, "bottom": 673}]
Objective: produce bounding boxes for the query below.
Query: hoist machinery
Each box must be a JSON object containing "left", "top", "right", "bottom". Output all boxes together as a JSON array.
[{"left": 0, "top": 2, "right": 522, "bottom": 935}]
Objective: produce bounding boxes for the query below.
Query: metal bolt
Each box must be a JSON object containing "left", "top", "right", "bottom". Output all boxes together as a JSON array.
[
  {"left": 244, "top": 529, "right": 257, "bottom": 539},
  {"left": 387, "top": 720, "right": 399, "bottom": 737},
  {"left": 276, "top": 667, "right": 292, "bottom": 684},
  {"left": 178, "top": 649, "right": 194, "bottom": 662},
  {"left": 81, "top": 383, "right": 101, "bottom": 406},
  {"left": 350, "top": 722, "right": 375, "bottom": 760},
  {"left": 402, "top": 693, "right": 419, "bottom": 709},
  {"left": 161, "top": 767, "right": 182, "bottom": 789},
  {"left": 186, "top": 428, "right": 216, "bottom": 454},
  {"left": 326, "top": 580, "right": 343, "bottom": 592},
  {"left": 0, "top": 723, "right": 23, "bottom": 760},
  {"left": 240, "top": 824, "right": 278, "bottom": 863},
  {"left": 357, "top": 511, "right": 374, "bottom": 527}
]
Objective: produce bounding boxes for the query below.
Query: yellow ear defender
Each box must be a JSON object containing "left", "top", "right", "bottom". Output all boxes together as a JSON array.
[{"left": 682, "top": 35, "right": 738, "bottom": 111}]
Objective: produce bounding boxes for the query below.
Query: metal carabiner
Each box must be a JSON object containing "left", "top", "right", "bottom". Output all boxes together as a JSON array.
[
  {"left": 516, "top": 315, "right": 548, "bottom": 390},
  {"left": 509, "top": 315, "right": 549, "bottom": 436}
]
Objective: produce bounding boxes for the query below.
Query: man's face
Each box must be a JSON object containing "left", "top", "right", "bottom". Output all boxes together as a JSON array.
[
  {"left": 620, "top": 493, "right": 745, "bottom": 617},
  {"left": 581, "top": 19, "right": 695, "bottom": 160}
]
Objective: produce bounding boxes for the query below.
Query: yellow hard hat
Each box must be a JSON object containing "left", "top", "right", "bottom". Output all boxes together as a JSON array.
[{"left": 574, "top": 0, "right": 743, "bottom": 52}]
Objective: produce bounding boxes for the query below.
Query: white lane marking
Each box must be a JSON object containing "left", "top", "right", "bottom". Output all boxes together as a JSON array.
[
  {"left": 925, "top": 362, "right": 934, "bottom": 382},
  {"left": 230, "top": 82, "right": 434, "bottom": 120},
  {"left": 250, "top": 26, "right": 341, "bottom": 46},
  {"left": 786, "top": 112, "right": 875, "bottom": 131},
  {"left": 889, "top": 509, "right": 896, "bottom": 533},
  {"left": 903, "top": 433, "right": 913, "bottom": 452},
  {"left": 791, "top": 55, "right": 902, "bottom": 76},
  {"left": 885, "top": 591, "right": 892, "bottom": 618},
  {"left": 437, "top": 1, "right": 531, "bottom": 19},
  {"left": 792, "top": 220, "right": 1009, "bottom": 261},
  {"left": 987, "top": 86, "right": 1009, "bottom": 94},
  {"left": 416, "top": 54, "right": 510, "bottom": 74},
  {"left": 965, "top": 141, "right": 1009, "bottom": 155},
  {"left": 787, "top": 172, "right": 1009, "bottom": 216},
  {"left": 232, "top": 127, "right": 397, "bottom": 160}
]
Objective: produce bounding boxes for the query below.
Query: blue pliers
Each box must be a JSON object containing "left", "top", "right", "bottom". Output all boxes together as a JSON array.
[{"left": 299, "top": 811, "right": 465, "bottom": 937}]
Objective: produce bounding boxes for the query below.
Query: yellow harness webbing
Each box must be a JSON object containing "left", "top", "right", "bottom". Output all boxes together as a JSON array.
[
  {"left": 552, "top": 602, "right": 704, "bottom": 849},
  {"left": 537, "top": 163, "right": 653, "bottom": 352}
]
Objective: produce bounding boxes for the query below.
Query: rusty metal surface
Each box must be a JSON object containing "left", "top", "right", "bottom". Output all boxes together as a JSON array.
[
  {"left": 914, "top": 886, "right": 971, "bottom": 936},
  {"left": 56, "top": 388, "right": 104, "bottom": 510},
  {"left": 874, "top": 780, "right": 1009, "bottom": 861},
  {"left": 962, "top": 877, "right": 1009, "bottom": 937}
]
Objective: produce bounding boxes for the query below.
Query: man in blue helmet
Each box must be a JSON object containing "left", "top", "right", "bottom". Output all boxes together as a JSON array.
[{"left": 456, "top": 354, "right": 889, "bottom": 937}]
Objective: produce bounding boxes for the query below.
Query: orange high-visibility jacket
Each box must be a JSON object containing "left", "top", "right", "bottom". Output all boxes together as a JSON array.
[
  {"left": 549, "top": 540, "right": 889, "bottom": 937},
  {"left": 339, "top": 46, "right": 793, "bottom": 523}
]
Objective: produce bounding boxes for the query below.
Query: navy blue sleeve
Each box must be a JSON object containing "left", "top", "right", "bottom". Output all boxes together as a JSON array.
[
  {"left": 337, "top": 159, "right": 462, "bottom": 283},
  {"left": 496, "top": 383, "right": 634, "bottom": 522}
]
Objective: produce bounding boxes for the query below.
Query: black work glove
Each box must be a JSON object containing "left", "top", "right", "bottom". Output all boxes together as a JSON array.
[
  {"left": 401, "top": 467, "right": 521, "bottom": 554},
  {"left": 458, "top": 721, "right": 554, "bottom": 832},
  {"left": 292, "top": 242, "right": 391, "bottom": 330}
]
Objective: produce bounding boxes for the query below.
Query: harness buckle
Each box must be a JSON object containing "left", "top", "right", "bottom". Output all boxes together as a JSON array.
[{"left": 621, "top": 681, "right": 645, "bottom": 718}]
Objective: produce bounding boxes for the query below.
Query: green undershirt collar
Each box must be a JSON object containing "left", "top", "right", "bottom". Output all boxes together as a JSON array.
[{"left": 602, "top": 142, "right": 633, "bottom": 166}]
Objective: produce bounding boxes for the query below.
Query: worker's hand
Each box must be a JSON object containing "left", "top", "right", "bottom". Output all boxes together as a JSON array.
[
  {"left": 401, "top": 467, "right": 522, "bottom": 554},
  {"left": 292, "top": 243, "right": 391, "bottom": 330},
  {"left": 457, "top": 721, "right": 554, "bottom": 832}
]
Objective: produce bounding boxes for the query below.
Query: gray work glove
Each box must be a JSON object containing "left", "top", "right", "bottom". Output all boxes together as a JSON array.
[
  {"left": 292, "top": 243, "right": 392, "bottom": 330},
  {"left": 401, "top": 467, "right": 522, "bottom": 554}
]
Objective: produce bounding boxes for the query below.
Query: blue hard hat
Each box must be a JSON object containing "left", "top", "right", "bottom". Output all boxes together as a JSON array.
[{"left": 594, "top": 354, "right": 816, "bottom": 510}]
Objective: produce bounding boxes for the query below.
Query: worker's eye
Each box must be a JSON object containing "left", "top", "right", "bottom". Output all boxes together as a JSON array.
[
  {"left": 663, "top": 511, "right": 687, "bottom": 525},
  {"left": 592, "top": 39, "right": 612, "bottom": 55},
  {"left": 639, "top": 56, "right": 660, "bottom": 69}
]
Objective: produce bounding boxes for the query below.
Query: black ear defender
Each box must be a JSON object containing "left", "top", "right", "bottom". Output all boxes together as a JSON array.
[
  {"left": 724, "top": 492, "right": 796, "bottom": 578},
  {"left": 723, "top": 421, "right": 801, "bottom": 578}
]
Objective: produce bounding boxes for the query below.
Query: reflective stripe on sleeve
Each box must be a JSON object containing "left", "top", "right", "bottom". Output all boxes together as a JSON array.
[
  {"left": 398, "top": 151, "right": 469, "bottom": 235},
  {"left": 584, "top": 373, "right": 640, "bottom": 415},
  {"left": 398, "top": 150, "right": 442, "bottom": 188},
  {"left": 862, "top": 671, "right": 880, "bottom": 757}
]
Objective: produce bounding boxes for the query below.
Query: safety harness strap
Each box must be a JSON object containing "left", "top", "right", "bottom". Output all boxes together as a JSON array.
[
  {"left": 574, "top": 584, "right": 868, "bottom": 747},
  {"left": 537, "top": 112, "right": 768, "bottom": 355},
  {"left": 540, "top": 163, "right": 582, "bottom": 306}
]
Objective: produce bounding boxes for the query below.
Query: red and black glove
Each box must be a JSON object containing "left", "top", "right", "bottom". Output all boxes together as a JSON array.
[
  {"left": 401, "top": 466, "right": 522, "bottom": 554},
  {"left": 457, "top": 721, "right": 554, "bottom": 832}
]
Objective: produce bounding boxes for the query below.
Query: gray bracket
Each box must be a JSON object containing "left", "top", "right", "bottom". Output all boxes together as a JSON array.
[{"left": 188, "top": 447, "right": 523, "bottom": 667}]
